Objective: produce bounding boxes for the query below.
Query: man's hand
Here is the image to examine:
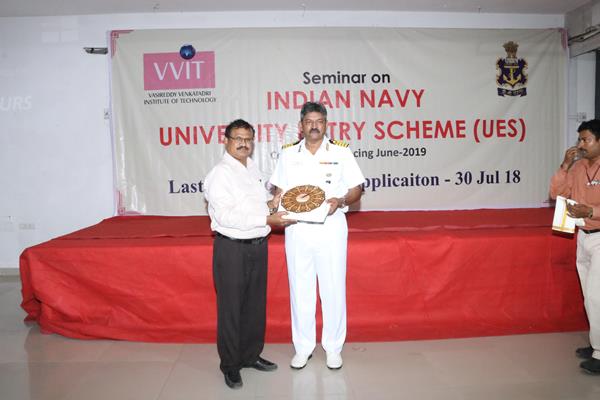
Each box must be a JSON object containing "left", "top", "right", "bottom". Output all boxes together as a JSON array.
[
  {"left": 561, "top": 146, "right": 580, "bottom": 171},
  {"left": 267, "top": 211, "right": 296, "bottom": 227},
  {"left": 326, "top": 197, "right": 344, "bottom": 215},
  {"left": 268, "top": 191, "right": 282, "bottom": 211},
  {"left": 326, "top": 186, "right": 362, "bottom": 215},
  {"left": 567, "top": 203, "right": 593, "bottom": 219}
]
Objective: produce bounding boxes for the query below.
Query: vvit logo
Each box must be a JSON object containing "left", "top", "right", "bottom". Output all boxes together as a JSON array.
[{"left": 143, "top": 51, "right": 215, "bottom": 90}]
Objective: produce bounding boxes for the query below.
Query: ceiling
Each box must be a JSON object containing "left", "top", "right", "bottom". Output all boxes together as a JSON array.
[{"left": 0, "top": 0, "right": 589, "bottom": 18}]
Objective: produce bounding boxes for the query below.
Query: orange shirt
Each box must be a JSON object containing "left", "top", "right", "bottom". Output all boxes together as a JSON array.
[{"left": 550, "top": 158, "right": 600, "bottom": 230}]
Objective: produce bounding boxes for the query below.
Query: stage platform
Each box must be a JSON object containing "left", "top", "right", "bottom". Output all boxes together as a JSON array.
[{"left": 20, "top": 208, "right": 587, "bottom": 343}]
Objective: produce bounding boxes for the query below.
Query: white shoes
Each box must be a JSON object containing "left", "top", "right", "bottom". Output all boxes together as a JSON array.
[
  {"left": 290, "top": 353, "right": 312, "bottom": 369},
  {"left": 326, "top": 352, "right": 343, "bottom": 370},
  {"left": 290, "top": 352, "right": 342, "bottom": 369}
]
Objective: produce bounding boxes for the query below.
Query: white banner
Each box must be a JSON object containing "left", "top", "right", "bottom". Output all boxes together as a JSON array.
[{"left": 110, "top": 27, "right": 565, "bottom": 215}]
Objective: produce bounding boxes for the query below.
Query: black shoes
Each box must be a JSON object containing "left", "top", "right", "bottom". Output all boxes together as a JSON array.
[
  {"left": 224, "top": 370, "right": 242, "bottom": 389},
  {"left": 575, "top": 345, "right": 600, "bottom": 374},
  {"left": 580, "top": 358, "right": 600, "bottom": 375},
  {"left": 248, "top": 356, "right": 278, "bottom": 372},
  {"left": 223, "top": 357, "right": 277, "bottom": 388},
  {"left": 576, "top": 346, "right": 594, "bottom": 359}
]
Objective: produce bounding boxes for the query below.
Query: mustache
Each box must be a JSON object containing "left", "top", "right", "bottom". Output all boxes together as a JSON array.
[
  {"left": 236, "top": 146, "right": 250, "bottom": 151},
  {"left": 310, "top": 128, "right": 320, "bottom": 134}
]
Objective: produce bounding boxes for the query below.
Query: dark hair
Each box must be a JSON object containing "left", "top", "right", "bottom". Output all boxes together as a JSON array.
[
  {"left": 578, "top": 119, "right": 600, "bottom": 140},
  {"left": 300, "top": 102, "right": 327, "bottom": 120},
  {"left": 225, "top": 119, "right": 255, "bottom": 138}
]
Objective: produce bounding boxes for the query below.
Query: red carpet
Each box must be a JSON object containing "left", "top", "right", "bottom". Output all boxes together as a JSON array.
[{"left": 20, "top": 208, "right": 587, "bottom": 343}]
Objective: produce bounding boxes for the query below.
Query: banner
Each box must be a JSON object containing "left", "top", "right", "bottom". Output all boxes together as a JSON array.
[{"left": 110, "top": 27, "right": 565, "bottom": 215}]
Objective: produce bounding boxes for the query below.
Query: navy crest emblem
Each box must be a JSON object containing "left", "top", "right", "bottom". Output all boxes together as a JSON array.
[{"left": 496, "top": 41, "right": 528, "bottom": 97}]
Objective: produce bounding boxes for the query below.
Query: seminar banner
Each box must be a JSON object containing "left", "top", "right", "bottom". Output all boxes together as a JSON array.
[{"left": 110, "top": 28, "right": 565, "bottom": 215}]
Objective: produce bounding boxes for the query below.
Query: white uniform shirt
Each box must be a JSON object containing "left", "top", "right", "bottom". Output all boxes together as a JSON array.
[
  {"left": 269, "top": 138, "right": 365, "bottom": 211},
  {"left": 204, "top": 152, "right": 271, "bottom": 239}
]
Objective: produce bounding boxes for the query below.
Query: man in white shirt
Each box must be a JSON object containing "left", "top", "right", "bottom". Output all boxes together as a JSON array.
[
  {"left": 270, "top": 102, "right": 365, "bottom": 370},
  {"left": 204, "top": 119, "right": 292, "bottom": 389}
]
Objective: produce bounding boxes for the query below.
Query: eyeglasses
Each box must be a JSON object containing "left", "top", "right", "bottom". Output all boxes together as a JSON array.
[{"left": 228, "top": 136, "right": 254, "bottom": 145}]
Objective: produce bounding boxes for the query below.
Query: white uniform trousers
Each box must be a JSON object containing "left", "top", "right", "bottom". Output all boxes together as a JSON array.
[
  {"left": 285, "top": 210, "right": 348, "bottom": 355},
  {"left": 577, "top": 230, "right": 600, "bottom": 360}
]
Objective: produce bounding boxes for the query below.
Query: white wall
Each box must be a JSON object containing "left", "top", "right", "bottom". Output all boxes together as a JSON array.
[
  {"left": 567, "top": 53, "right": 596, "bottom": 148},
  {"left": 0, "top": 10, "right": 572, "bottom": 271}
]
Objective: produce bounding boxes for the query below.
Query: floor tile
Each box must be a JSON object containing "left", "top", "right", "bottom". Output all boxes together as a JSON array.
[
  {"left": 1, "top": 278, "right": 599, "bottom": 400},
  {"left": 99, "top": 341, "right": 183, "bottom": 362},
  {"left": 63, "top": 362, "right": 173, "bottom": 400}
]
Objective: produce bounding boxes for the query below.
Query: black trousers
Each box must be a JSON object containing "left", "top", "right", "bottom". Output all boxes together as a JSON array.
[{"left": 212, "top": 234, "right": 268, "bottom": 373}]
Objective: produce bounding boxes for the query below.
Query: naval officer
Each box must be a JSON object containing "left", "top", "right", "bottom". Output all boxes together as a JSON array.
[{"left": 269, "top": 102, "right": 365, "bottom": 370}]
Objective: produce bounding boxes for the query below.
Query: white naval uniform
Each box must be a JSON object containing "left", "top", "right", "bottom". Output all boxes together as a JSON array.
[{"left": 270, "top": 138, "right": 365, "bottom": 355}]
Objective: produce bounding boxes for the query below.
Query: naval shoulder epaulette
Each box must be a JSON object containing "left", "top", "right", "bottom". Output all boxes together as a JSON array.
[
  {"left": 281, "top": 140, "right": 300, "bottom": 149},
  {"left": 329, "top": 139, "right": 349, "bottom": 148}
]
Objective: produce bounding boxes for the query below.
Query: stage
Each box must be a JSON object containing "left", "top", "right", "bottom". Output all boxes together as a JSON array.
[{"left": 20, "top": 208, "right": 587, "bottom": 343}]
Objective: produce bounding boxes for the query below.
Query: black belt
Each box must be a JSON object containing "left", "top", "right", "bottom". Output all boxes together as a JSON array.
[
  {"left": 581, "top": 229, "right": 600, "bottom": 234},
  {"left": 214, "top": 231, "right": 267, "bottom": 244}
]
